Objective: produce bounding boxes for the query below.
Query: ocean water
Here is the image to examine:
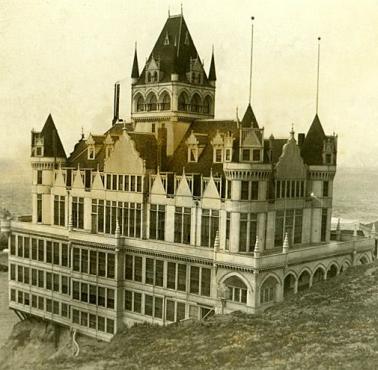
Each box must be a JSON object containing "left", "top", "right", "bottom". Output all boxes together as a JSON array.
[{"left": 0, "top": 166, "right": 376, "bottom": 223}]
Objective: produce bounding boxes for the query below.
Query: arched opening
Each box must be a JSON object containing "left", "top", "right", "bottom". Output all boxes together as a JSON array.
[
  {"left": 284, "top": 273, "right": 296, "bottom": 297},
  {"left": 159, "top": 92, "right": 171, "bottom": 111},
  {"left": 223, "top": 276, "right": 248, "bottom": 304},
  {"left": 203, "top": 96, "right": 213, "bottom": 114},
  {"left": 178, "top": 92, "right": 189, "bottom": 111},
  {"left": 297, "top": 270, "right": 311, "bottom": 291},
  {"left": 359, "top": 255, "right": 369, "bottom": 265},
  {"left": 340, "top": 261, "right": 351, "bottom": 273},
  {"left": 327, "top": 264, "right": 338, "bottom": 278},
  {"left": 146, "top": 92, "right": 157, "bottom": 111},
  {"left": 135, "top": 94, "right": 145, "bottom": 112},
  {"left": 190, "top": 93, "right": 202, "bottom": 113},
  {"left": 260, "top": 276, "right": 279, "bottom": 304},
  {"left": 312, "top": 267, "right": 325, "bottom": 284}
]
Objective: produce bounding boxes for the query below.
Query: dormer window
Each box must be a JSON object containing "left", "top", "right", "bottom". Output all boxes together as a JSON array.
[
  {"left": 214, "top": 149, "right": 223, "bottom": 163},
  {"left": 242, "top": 149, "right": 250, "bottom": 161},
  {"left": 36, "top": 146, "right": 43, "bottom": 156},
  {"left": 184, "top": 31, "right": 189, "bottom": 45},
  {"left": 253, "top": 149, "right": 261, "bottom": 161},
  {"left": 88, "top": 146, "right": 95, "bottom": 160},
  {"left": 164, "top": 31, "right": 170, "bottom": 45},
  {"left": 188, "top": 147, "right": 198, "bottom": 163}
]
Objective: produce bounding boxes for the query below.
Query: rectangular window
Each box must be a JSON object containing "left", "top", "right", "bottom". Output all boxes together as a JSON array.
[
  {"left": 90, "top": 285, "right": 96, "bottom": 305},
  {"left": 145, "top": 258, "right": 154, "bottom": 285},
  {"left": 81, "top": 283, "right": 88, "bottom": 302},
  {"left": 215, "top": 148, "right": 222, "bottom": 163},
  {"left": 134, "top": 256, "right": 142, "bottom": 282},
  {"left": 73, "top": 281, "right": 80, "bottom": 300},
  {"left": 125, "top": 254, "right": 133, "bottom": 280},
  {"left": 89, "top": 314, "right": 96, "bottom": 329},
  {"left": 226, "top": 212, "right": 231, "bottom": 250},
  {"left": 72, "top": 309, "right": 80, "bottom": 324},
  {"left": 242, "top": 149, "right": 250, "bottom": 161},
  {"left": 174, "top": 207, "right": 191, "bottom": 244},
  {"left": 253, "top": 149, "right": 261, "bottom": 161},
  {"left": 154, "top": 297, "right": 163, "bottom": 319},
  {"left": 53, "top": 242, "right": 60, "bottom": 265},
  {"left": 275, "top": 209, "right": 303, "bottom": 247},
  {"left": 166, "top": 300, "right": 175, "bottom": 322},
  {"left": 62, "top": 276, "right": 69, "bottom": 295},
  {"left": 53, "top": 301, "right": 59, "bottom": 315},
  {"left": 10, "top": 289, "right": 16, "bottom": 302},
  {"left": 72, "top": 197, "right": 84, "bottom": 229},
  {"left": 107, "top": 289, "right": 114, "bottom": 309},
  {"left": 177, "top": 302, "right": 186, "bottom": 321},
  {"left": 10, "top": 236, "right": 16, "bottom": 255},
  {"left": 17, "top": 236, "right": 23, "bottom": 257},
  {"left": 98, "top": 252, "right": 106, "bottom": 277},
  {"left": 107, "top": 254, "right": 115, "bottom": 279},
  {"left": 46, "top": 299, "right": 52, "bottom": 313},
  {"left": 38, "top": 270, "right": 44, "bottom": 288},
  {"left": 201, "top": 209, "right": 219, "bottom": 247},
  {"left": 31, "top": 269, "right": 37, "bottom": 286},
  {"left": 61, "top": 303, "right": 69, "bottom": 318},
  {"left": 31, "top": 239, "right": 37, "bottom": 260},
  {"left": 90, "top": 251, "right": 97, "bottom": 275},
  {"left": 177, "top": 264, "right": 187, "bottom": 292},
  {"left": 38, "top": 240, "right": 44, "bottom": 262},
  {"left": 38, "top": 296, "right": 44, "bottom": 310},
  {"left": 18, "top": 291, "right": 23, "bottom": 304},
  {"left": 61, "top": 243, "right": 68, "bottom": 267},
  {"left": 32, "top": 295, "right": 37, "bottom": 308},
  {"left": 81, "top": 249, "right": 88, "bottom": 273},
  {"left": 134, "top": 292, "right": 142, "bottom": 313},
  {"left": 17, "top": 265, "right": 23, "bottom": 282},
  {"left": 239, "top": 213, "right": 257, "bottom": 252},
  {"left": 24, "top": 237, "right": 30, "bottom": 258},
  {"left": 323, "top": 181, "right": 329, "bottom": 197},
  {"left": 53, "top": 195, "right": 65, "bottom": 226},
  {"left": 201, "top": 268, "right": 211, "bottom": 297},
  {"left": 10, "top": 264, "right": 15, "bottom": 280},
  {"left": 24, "top": 267, "right": 30, "bottom": 284},
  {"left": 125, "top": 290, "right": 132, "bottom": 311},
  {"left": 98, "top": 287, "right": 106, "bottom": 307},
  {"left": 167, "top": 262, "right": 176, "bottom": 289},
  {"left": 46, "top": 241, "right": 52, "bottom": 263},
  {"left": 37, "top": 194, "right": 42, "bottom": 223},
  {"left": 149, "top": 204, "right": 165, "bottom": 241},
  {"left": 155, "top": 260, "right": 164, "bottom": 287},
  {"left": 37, "top": 170, "right": 43, "bottom": 185},
  {"left": 321, "top": 208, "right": 328, "bottom": 242},
  {"left": 106, "top": 319, "right": 114, "bottom": 334},
  {"left": 144, "top": 294, "right": 153, "bottom": 316},
  {"left": 98, "top": 316, "right": 105, "bottom": 332},
  {"left": 52, "top": 273, "right": 59, "bottom": 292},
  {"left": 190, "top": 266, "right": 200, "bottom": 294},
  {"left": 73, "top": 247, "right": 80, "bottom": 271}
]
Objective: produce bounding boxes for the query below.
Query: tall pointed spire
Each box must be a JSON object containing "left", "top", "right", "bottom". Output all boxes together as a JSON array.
[
  {"left": 249, "top": 16, "right": 255, "bottom": 105},
  {"left": 316, "top": 36, "right": 321, "bottom": 115},
  {"left": 131, "top": 42, "right": 139, "bottom": 82},
  {"left": 209, "top": 45, "right": 216, "bottom": 85}
]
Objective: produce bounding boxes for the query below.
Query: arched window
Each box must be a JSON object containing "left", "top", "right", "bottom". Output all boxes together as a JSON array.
[
  {"left": 135, "top": 94, "right": 145, "bottom": 112},
  {"left": 223, "top": 276, "right": 248, "bottom": 304},
  {"left": 260, "top": 276, "right": 278, "bottom": 304},
  {"left": 146, "top": 93, "right": 157, "bottom": 111},
  {"left": 203, "top": 96, "right": 212, "bottom": 114},
  {"left": 159, "top": 92, "right": 171, "bottom": 111},
  {"left": 190, "top": 93, "right": 202, "bottom": 113},
  {"left": 178, "top": 92, "right": 189, "bottom": 111}
]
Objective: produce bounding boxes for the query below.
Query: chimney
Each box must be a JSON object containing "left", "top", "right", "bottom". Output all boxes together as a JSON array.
[
  {"left": 298, "top": 133, "right": 305, "bottom": 146},
  {"left": 157, "top": 126, "right": 167, "bottom": 170},
  {"left": 112, "top": 83, "right": 120, "bottom": 125}
]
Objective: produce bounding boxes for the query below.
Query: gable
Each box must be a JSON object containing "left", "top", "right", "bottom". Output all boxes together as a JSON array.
[
  {"left": 104, "top": 131, "right": 145, "bottom": 174},
  {"left": 275, "top": 137, "right": 307, "bottom": 178}
]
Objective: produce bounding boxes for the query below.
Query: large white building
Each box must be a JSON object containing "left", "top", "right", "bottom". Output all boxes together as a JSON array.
[{"left": 4, "top": 13, "right": 375, "bottom": 341}]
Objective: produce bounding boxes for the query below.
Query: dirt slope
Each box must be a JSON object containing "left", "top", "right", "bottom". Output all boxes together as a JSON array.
[{"left": 1, "top": 261, "right": 378, "bottom": 370}]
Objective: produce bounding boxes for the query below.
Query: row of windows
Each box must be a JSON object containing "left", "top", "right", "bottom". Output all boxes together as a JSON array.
[
  {"left": 274, "top": 209, "right": 303, "bottom": 247},
  {"left": 72, "top": 308, "right": 114, "bottom": 334},
  {"left": 10, "top": 264, "right": 70, "bottom": 295},
  {"left": 241, "top": 181, "right": 259, "bottom": 201},
  {"left": 72, "top": 247, "right": 115, "bottom": 279},
  {"left": 10, "top": 289, "right": 70, "bottom": 319},
  {"left": 91, "top": 200, "right": 142, "bottom": 237},
  {"left": 10, "top": 236, "right": 70, "bottom": 268},
  {"left": 54, "top": 195, "right": 65, "bottom": 226},
  {"left": 72, "top": 280, "right": 115, "bottom": 309},
  {"left": 125, "top": 254, "right": 212, "bottom": 297},
  {"left": 275, "top": 180, "right": 305, "bottom": 199},
  {"left": 105, "top": 174, "right": 143, "bottom": 193},
  {"left": 125, "top": 289, "right": 214, "bottom": 322}
]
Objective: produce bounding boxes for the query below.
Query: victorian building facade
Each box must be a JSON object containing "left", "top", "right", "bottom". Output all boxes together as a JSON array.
[{"left": 5, "top": 13, "right": 374, "bottom": 341}]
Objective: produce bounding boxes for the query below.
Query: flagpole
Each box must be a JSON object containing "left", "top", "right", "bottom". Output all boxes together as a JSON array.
[
  {"left": 316, "top": 37, "right": 321, "bottom": 115},
  {"left": 249, "top": 17, "right": 255, "bottom": 105}
]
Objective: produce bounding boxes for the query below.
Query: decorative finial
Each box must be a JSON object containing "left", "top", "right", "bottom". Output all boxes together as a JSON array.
[
  {"left": 115, "top": 219, "right": 120, "bottom": 239},
  {"left": 182, "top": 166, "right": 186, "bottom": 177},
  {"left": 283, "top": 232, "right": 289, "bottom": 253},
  {"left": 316, "top": 36, "right": 321, "bottom": 115},
  {"left": 168, "top": 6, "right": 170, "bottom": 17},
  {"left": 249, "top": 16, "right": 255, "bottom": 105},
  {"left": 290, "top": 123, "right": 295, "bottom": 139},
  {"left": 81, "top": 126, "right": 84, "bottom": 140},
  {"left": 254, "top": 235, "right": 261, "bottom": 257},
  {"left": 181, "top": 3, "right": 183, "bottom": 15}
]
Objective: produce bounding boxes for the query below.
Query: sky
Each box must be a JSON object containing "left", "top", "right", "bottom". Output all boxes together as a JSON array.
[{"left": 1, "top": 0, "right": 378, "bottom": 170}]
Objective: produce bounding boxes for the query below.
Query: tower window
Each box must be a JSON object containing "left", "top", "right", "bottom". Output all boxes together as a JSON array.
[
  {"left": 325, "top": 153, "right": 332, "bottom": 164},
  {"left": 88, "top": 146, "right": 95, "bottom": 160},
  {"left": 37, "top": 170, "right": 43, "bottom": 185},
  {"left": 225, "top": 149, "right": 232, "bottom": 162},
  {"left": 214, "top": 149, "right": 222, "bottom": 163}
]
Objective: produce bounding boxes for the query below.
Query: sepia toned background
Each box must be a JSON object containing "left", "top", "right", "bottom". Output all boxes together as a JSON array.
[{"left": 1, "top": 0, "right": 377, "bottom": 171}]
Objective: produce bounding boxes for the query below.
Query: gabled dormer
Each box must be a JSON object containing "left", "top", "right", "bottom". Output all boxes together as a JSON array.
[
  {"left": 239, "top": 104, "right": 264, "bottom": 163},
  {"left": 186, "top": 131, "right": 206, "bottom": 163},
  {"left": 145, "top": 55, "right": 162, "bottom": 84},
  {"left": 104, "top": 133, "right": 114, "bottom": 159},
  {"left": 86, "top": 134, "right": 96, "bottom": 160},
  {"left": 323, "top": 135, "right": 337, "bottom": 165}
]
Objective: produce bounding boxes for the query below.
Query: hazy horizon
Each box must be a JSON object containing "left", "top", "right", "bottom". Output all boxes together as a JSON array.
[{"left": 1, "top": 0, "right": 378, "bottom": 167}]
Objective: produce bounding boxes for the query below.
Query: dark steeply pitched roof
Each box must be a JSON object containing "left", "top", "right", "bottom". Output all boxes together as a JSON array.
[
  {"left": 241, "top": 104, "right": 259, "bottom": 128},
  {"left": 167, "top": 120, "right": 239, "bottom": 176},
  {"left": 128, "top": 132, "right": 158, "bottom": 170},
  {"left": 137, "top": 15, "right": 209, "bottom": 85},
  {"left": 40, "top": 114, "right": 66, "bottom": 158},
  {"left": 208, "top": 50, "right": 216, "bottom": 81},
  {"left": 301, "top": 114, "right": 326, "bottom": 165},
  {"left": 131, "top": 48, "right": 139, "bottom": 79},
  {"left": 263, "top": 138, "right": 287, "bottom": 164}
]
